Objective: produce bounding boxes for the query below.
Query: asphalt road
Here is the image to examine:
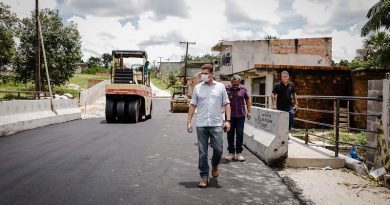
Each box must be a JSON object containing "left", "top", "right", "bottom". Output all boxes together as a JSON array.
[{"left": 0, "top": 99, "right": 302, "bottom": 205}]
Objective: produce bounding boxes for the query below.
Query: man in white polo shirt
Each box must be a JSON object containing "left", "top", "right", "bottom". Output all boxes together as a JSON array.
[{"left": 187, "top": 64, "right": 231, "bottom": 188}]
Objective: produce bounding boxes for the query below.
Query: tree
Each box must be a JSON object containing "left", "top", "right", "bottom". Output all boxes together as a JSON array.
[
  {"left": 264, "top": 35, "right": 279, "bottom": 40},
  {"left": 0, "top": 3, "right": 18, "bottom": 82},
  {"left": 350, "top": 31, "right": 390, "bottom": 69},
  {"left": 14, "top": 9, "right": 82, "bottom": 87},
  {"left": 181, "top": 54, "right": 218, "bottom": 63},
  {"left": 101, "top": 53, "right": 111, "bottom": 68},
  {"left": 87, "top": 56, "right": 102, "bottom": 68},
  {"left": 361, "top": 0, "right": 390, "bottom": 36},
  {"left": 338, "top": 59, "right": 349, "bottom": 66},
  {"left": 362, "top": 31, "right": 390, "bottom": 68}
]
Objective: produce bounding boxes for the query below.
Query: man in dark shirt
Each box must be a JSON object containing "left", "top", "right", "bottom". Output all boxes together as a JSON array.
[
  {"left": 272, "top": 71, "right": 298, "bottom": 132},
  {"left": 225, "top": 75, "right": 251, "bottom": 161}
]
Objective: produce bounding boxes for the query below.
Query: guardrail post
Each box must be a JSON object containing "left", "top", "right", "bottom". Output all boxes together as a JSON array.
[
  {"left": 335, "top": 98, "right": 340, "bottom": 157},
  {"left": 305, "top": 97, "right": 309, "bottom": 144}
]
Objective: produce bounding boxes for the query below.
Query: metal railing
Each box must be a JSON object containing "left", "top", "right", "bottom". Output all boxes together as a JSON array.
[
  {"left": 251, "top": 94, "right": 383, "bottom": 157},
  {"left": 0, "top": 89, "right": 52, "bottom": 101}
]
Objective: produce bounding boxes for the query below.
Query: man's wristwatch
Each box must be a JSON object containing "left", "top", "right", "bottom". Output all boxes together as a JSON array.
[{"left": 226, "top": 120, "right": 231, "bottom": 122}]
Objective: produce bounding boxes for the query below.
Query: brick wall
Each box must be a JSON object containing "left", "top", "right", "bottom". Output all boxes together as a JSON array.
[
  {"left": 269, "top": 38, "right": 332, "bottom": 65},
  {"left": 272, "top": 69, "right": 351, "bottom": 128},
  {"left": 352, "top": 69, "right": 390, "bottom": 128}
]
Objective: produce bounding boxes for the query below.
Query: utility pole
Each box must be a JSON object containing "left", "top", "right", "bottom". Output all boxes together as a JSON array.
[
  {"left": 158, "top": 57, "right": 163, "bottom": 64},
  {"left": 179, "top": 41, "right": 195, "bottom": 93},
  {"left": 152, "top": 60, "right": 157, "bottom": 77},
  {"left": 157, "top": 57, "right": 163, "bottom": 77},
  {"left": 35, "top": 0, "right": 41, "bottom": 99}
]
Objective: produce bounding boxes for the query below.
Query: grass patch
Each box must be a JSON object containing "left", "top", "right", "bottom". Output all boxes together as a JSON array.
[
  {"left": 295, "top": 129, "right": 367, "bottom": 146},
  {"left": 69, "top": 74, "right": 110, "bottom": 89},
  {"left": 151, "top": 76, "right": 169, "bottom": 89},
  {"left": 328, "top": 131, "right": 367, "bottom": 146}
]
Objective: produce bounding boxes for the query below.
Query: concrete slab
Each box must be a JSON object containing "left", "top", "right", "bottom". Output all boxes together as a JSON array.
[{"left": 286, "top": 137, "right": 345, "bottom": 169}]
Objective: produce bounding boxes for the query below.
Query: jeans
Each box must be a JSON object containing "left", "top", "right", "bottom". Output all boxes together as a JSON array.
[
  {"left": 279, "top": 106, "right": 295, "bottom": 130},
  {"left": 227, "top": 116, "right": 245, "bottom": 154},
  {"left": 196, "top": 126, "right": 223, "bottom": 179}
]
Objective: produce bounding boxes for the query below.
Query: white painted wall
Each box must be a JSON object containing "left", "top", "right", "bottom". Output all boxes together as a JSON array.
[{"left": 216, "top": 39, "right": 331, "bottom": 76}]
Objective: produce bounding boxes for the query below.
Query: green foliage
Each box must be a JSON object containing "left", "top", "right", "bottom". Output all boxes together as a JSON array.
[
  {"left": 349, "top": 59, "right": 376, "bottom": 69},
  {"left": 351, "top": 31, "right": 390, "bottom": 69},
  {"left": 361, "top": 0, "right": 390, "bottom": 36},
  {"left": 81, "top": 67, "right": 109, "bottom": 75},
  {"left": 101, "top": 53, "right": 111, "bottom": 68},
  {"left": 166, "top": 70, "right": 180, "bottom": 88},
  {"left": 328, "top": 131, "right": 367, "bottom": 146},
  {"left": 264, "top": 35, "right": 279, "bottom": 40},
  {"left": 87, "top": 56, "right": 102, "bottom": 68},
  {"left": 0, "top": 2, "right": 18, "bottom": 80},
  {"left": 14, "top": 9, "right": 82, "bottom": 87},
  {"left": 339, "top": 59, "right": 349, "bottom": 66},
  {"left": 181, "top": 54, "right": 218, "bottom": 63},
  {"left": 151, "top": 75, "right": 168, "bottom": 90}
]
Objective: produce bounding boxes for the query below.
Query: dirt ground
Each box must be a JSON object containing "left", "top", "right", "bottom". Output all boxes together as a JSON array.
[{"left": 277, "top": 168, "right": 390, "bottom": 205}]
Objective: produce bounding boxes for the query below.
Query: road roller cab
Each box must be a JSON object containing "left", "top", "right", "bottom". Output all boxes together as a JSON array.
[{"left": 105, "top": 50, "right": 152, "bottom": 123}]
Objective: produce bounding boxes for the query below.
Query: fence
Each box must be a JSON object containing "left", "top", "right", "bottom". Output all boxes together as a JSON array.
[
  {"left": 251, "top": 94, "right": 383, "bottom": 157},
  {"left": 0, "top": 90, "right": 52, "bottom": 101}
]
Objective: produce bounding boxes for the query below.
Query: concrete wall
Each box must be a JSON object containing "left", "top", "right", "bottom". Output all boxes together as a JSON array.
[
  {"left": 0, "top": 99, "right": 81, "bottom": 136},
  {"left": 366, "top": 79, "right": 390, "bottom": 170},
  {"left": 243, "top": 106, "right": 289, "bottom": 165},
  {"left": 79, "top": 80, "right": 110, "bottom": 106},
  {"left": 158, "top": 62, "right": 184, "bottom": 83},
  {"left": 217, "top": 38, "right": 332, "bottom": 75}
]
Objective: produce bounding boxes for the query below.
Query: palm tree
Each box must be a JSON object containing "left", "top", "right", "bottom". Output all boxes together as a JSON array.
[
  {"left": 362, "top": 32, "right": 390, "bottom": 68},
  {"left": 361, "top": 0, "right": 390, "bottom": 36}
]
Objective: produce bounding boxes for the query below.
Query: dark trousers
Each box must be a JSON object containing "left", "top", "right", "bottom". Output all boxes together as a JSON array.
[
  {"left": 227, "top": 116, "right": 245, "bottom": 154},
  {"left": 278, "top": 106, "right": 295, "bottom": 130}
]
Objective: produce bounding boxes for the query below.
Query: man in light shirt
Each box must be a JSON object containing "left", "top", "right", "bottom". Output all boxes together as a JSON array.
[{"left": 187, "top": 64, "right": 231, "bottom": 188}]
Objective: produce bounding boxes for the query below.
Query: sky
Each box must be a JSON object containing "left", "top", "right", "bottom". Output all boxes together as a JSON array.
[{"left": 2, "top": 0, "right": 378, "bottom": 64}]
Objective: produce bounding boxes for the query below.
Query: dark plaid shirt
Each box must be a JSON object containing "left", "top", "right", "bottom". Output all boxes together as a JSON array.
[{"left": 226, "top": 84, "right": 249, "bottom": 118}]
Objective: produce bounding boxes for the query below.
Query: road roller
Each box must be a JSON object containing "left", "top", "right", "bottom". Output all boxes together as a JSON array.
[
  {"left": 170, "top": 85, "right": 190, "bottom": 113},
  {"left": 105, "top": 50, "right": 152, "bottom": 123}
]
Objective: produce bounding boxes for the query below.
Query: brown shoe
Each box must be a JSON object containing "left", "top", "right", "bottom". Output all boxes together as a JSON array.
[
  {"left": 212, "top": 166, "right": 219, "bottom": 178},
  {"left": 198, "top": 178, "right": 208, "bottom": 188}
]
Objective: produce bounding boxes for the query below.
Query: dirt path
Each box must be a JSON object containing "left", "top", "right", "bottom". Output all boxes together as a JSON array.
[{"left": 278, "top": 168, "right": 390, "bottom": 205}]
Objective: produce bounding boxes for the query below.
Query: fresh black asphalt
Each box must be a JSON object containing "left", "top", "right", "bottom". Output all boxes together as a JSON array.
[{"left": 0, "top": 99, "right": 303, "bottom": 204}]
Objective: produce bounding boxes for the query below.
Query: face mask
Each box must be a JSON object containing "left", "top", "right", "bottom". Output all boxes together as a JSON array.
[{"left": 201, "top": 74, "right": 209, "bottom": 83}]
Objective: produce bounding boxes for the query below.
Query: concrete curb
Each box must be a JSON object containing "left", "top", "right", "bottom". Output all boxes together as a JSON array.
[
  {"left": 0, "top": 99, "right": 81, "bottom": 137},
  {"left": 290, "top": 136, "right": 367, "bottom": 175}
]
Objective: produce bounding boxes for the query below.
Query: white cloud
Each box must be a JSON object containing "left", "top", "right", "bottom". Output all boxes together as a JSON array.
[
  {"left": 1, "top": 0, "right": 381, "bottom": 63},
  {"left": 331, "top": 25, "right": 363, "bottom": 62},
  {"left": 2, "top": 0, "right": 56, "bottom": 18}
]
